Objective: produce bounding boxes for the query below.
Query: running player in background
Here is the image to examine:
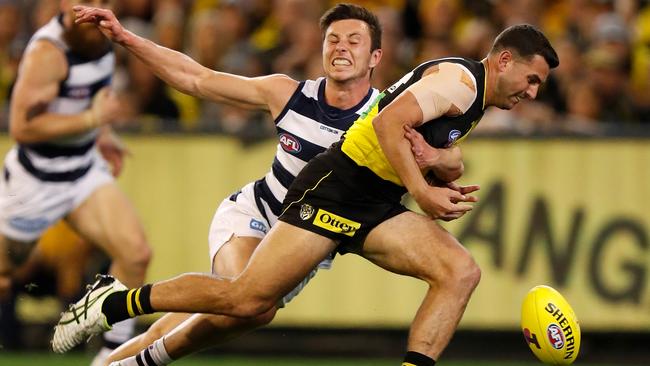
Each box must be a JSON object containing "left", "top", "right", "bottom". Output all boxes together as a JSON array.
[
  {"left": 0, "top": 1, "right": 151, "bottom": 364},
  {"left": 10, "top": 127, "right": 128, "bottom": 303}
]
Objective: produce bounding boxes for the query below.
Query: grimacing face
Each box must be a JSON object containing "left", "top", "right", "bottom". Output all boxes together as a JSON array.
[
  {"left": 322, "top": 19, "right": 379, "bottom": 83},
  {"left": 495, "top": 53, "right": 550, "bottom": 110}
]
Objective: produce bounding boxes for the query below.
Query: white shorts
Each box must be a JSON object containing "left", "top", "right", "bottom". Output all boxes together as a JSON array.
[
  {"left": 208, "top": 181, "right": 332, "bottom": 306},
  {"left": 0, "top": 147, "right": 113, "bottom": 242}
]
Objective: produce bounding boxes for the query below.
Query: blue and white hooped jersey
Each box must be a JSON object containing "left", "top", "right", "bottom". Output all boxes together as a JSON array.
[
  {"left": 252, "top": 77, "right": 379, "bottom": 226},
  {"left": 17, "top": 15, "right": 114, "bottom": 182}
]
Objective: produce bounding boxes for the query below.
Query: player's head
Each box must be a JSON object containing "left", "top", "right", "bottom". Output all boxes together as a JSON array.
[
  {"left": 319, "top": 3, "right": 383, "bottom": 83},
  {"left": 60, "top": 0, "right": 113, "bottom": 57},
  {"left": 487, "top": 24, "right": 559, "bottom": 109}
]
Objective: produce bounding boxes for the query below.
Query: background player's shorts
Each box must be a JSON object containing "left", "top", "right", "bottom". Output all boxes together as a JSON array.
[
  {"left": 208, "top": 181, "right": 331, "bottom": 307},
  {"left": 0, "top": 147, "right": 113, "bottom": 242},
  {"left": 279, "top": 142, "right": 408, "bottom": 255}
]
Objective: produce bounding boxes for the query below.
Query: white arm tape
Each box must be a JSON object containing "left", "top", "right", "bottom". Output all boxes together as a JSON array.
[{"left": 407, "top": 62, "right": 478, "bottom": 124}]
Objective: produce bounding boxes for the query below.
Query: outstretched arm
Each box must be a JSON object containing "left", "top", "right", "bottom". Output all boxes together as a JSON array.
[{"left": 73, "top": 6, "right": 297, "bottom": 116}]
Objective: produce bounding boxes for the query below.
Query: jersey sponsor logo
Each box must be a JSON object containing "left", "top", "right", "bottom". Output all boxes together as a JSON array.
[
  {"left": 319, "top": 125, "right": 340, "bottom": 135},
  {"left": 9, "top": 217, "right": 49, "bottom": 233},
  {"left": 300, "top": 204, "right": 315, "bottom": 220},
  {"left": 279, "top": 133, "right": 302, "bottom": 153},
  {"left": 446, "top": 129, "right": 462, "bottom": 147},
  {"left": 312, "top": 209, "right": 360, "bottom": 237},
  {"left": 67, "top": 86, "right": 92, "bottom": 99},
  {"left": 249, "top": 218, "right": 268, "bottom": 233},
  {"left": 547, "top": 324, "right": 565, "bottom": 349}
]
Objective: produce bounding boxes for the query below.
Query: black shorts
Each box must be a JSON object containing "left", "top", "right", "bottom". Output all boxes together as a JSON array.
[{"left": 279, "top": 141, "right": 408, "bottom": 254}]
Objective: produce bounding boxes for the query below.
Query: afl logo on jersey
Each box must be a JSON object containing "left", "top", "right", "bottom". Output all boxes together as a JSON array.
[
  {"left": 279, "top": 133, "right": 302, "bottom": 153},
  {"left": 446, "top": 129, "right": 462, "bottom": 147}
]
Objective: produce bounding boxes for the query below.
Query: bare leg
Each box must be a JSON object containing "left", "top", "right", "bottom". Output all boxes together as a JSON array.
[
  {"left": 148, "top": 222, "right": 336, "bottom": 318},
  {"left": 0, "top": 234, "right": 36, "bottom": 299},
  {"left": 105, "top": 236, "right": 277, "bottom": 364},
  {"left": 104, "top": 313, "right": 192, "bottom": 365},
  {"left": 362, "top": 212, "right": 481, "bottom": 360},
  {"left": 67, "top": 183, "right": 151, "bottom": 288}
]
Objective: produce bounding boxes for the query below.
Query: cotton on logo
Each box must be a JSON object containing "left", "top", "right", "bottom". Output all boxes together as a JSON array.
[{"left": 279, "top": 133, "right": 302, "bottom": 153}]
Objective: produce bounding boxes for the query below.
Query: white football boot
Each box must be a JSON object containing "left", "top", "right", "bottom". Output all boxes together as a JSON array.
[{"left": 52, "top": 274, "right": 127, "bottom": 353}]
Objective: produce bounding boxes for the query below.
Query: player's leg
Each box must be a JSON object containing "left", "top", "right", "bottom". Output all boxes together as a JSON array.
[
  {"left": 92, "top": 221, "right": 334, "bottom": 327},
  {"left": 0, "top": 235, "right": 37, "bottom": 299},
  {"left": 144, "top": 222, "right": 334, "bottom": 317},
  {"left": 51, "top": 222, "right": 333, "bottom": 355},
  {"left": 361, "top": 211, "right": 481, "bottom": 365},
  {"left": 66, "top": 181, "right": 152, "bottom": 364},
  {"left": 103, "top": 313, "right": 192, "bottom": 365},
  {"left": 105, "top": 236, "right": 278, "bottom": 365},
  {"left": 67, "top": 182, "right": 151, "bottom": 288}
]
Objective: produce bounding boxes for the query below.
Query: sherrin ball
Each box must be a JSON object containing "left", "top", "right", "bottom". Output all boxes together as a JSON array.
[{"left": 521, "top": 285, "right": 581, "bottom": 365}]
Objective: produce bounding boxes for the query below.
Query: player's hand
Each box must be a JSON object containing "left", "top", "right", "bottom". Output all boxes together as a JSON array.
[
  {"left": 404, "top": 125, "right": 439, "bottom": 170},
  {"left": 413, "top": 185, "right": 477, "bottom": 221},
  {"left": 97, "top": 128, "right": 130, "bottom": 178},
  {"left": 73, "top": 6, "right": 129, "bottom": 44},
  {"left": 445, "top": 181, "right": 480, "bottom": 197},
  {"left": 90, "top": 87, "right": 121, "bottom": 127}
]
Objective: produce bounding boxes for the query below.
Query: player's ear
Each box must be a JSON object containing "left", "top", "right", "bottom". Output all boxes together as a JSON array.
[
  {"left": 497, "top": 50, "right": 513, "bottom": 72},
  {"left": 369, "top": 48, "right": 382, "bottom": 69}
]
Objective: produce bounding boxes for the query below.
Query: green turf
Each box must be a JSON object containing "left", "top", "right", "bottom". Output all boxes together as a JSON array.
[{"left": 0, "top": 353, "right": 636, "bottom": 366}]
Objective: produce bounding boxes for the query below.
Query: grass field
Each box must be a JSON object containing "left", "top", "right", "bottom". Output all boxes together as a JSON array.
[{"left": 0, "top": 353, "right": 632, "bottom": 366}]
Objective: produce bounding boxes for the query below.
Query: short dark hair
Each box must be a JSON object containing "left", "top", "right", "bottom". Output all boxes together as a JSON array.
[
  {"left": 319, "top": 3, "right": 382, "bottom": 52},
  {"left": 491, "top": 24, "right": 559, "bottom": 69}
]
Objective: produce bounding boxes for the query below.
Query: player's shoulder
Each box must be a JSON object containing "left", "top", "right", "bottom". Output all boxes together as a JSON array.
[
  {"left": 24, "top": 39, "right": 66, "bottom": 65},
  {"left": 433, "top": 62, "right": 477, "bottom": 92},
  {"left": 257, "top": 73, "right": 300, "bottom": 94},
  {"left": 20, "top": 39, "right": 68, "bottom": 80}
]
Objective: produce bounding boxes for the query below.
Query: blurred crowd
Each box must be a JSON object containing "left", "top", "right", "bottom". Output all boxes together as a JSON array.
[{"left": 1, "top": 0, "right": 650, "bottom": 140}]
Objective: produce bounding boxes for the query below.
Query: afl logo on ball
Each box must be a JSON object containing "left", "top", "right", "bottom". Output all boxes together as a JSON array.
[
  {"left": 279, "top": 133, "right": 302, "bottom": 153},
  {"left": 299, "top": 204, "right": 314, "bottom": 220},
  {"left": 547, "top": 324, "right": 565, "bottom": 349}
]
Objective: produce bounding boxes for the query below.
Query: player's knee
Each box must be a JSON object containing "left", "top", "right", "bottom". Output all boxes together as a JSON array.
[
  {"left": 115, "top": 238, "right": 152, "bottom": 273},
  {"left": 429, "top": 249, "right": 481, "bottom": 293},
  {"left": 447, "top": 252, "right": 481, "bottom": 293},
  {"left": 253, "top": 306, "right": 277, "bottom": 327},
  {"left": 230, "top": 294, "right": 277, "bottom": 318}
]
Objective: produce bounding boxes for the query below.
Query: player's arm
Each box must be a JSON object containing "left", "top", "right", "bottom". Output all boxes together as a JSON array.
[
  {"left": 9, "top": 41, "right": 101, "bottom": 144},
  {"left": 73, "top": 6, "right": 297, "bottom": 117},
  {"left": 404, "top": 125, "right": 463, "bottom": 183},
  {"left": 373, "top": 63, "right": 477, "bottom": 220}
]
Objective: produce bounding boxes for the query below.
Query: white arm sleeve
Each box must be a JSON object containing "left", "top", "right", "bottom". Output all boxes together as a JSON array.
[{"left": 407, "top": 62, "right": 478, "bottom": 124}]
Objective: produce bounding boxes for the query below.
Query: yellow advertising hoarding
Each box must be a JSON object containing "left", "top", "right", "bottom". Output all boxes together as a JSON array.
[{"left": 1, "top": 136, "right": 648, "bottom": 330}]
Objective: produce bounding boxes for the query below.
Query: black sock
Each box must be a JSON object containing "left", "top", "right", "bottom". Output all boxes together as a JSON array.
[
  {"left": 102, "top": 284, "right": 154, "bottom": 325},
  {"left": 402, "top": 351, "right": 436, "bottom": 366}
]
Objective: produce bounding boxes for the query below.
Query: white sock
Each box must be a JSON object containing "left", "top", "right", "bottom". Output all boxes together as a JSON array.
[
  {"left": 105, "top": 318, "right": 137, "bottom": 345},
  {"left": 110, "top": 338, "right": 173, "bottom": 366},
  {"left": 149, "top": 338, "right": 173, "bottom": 365}
]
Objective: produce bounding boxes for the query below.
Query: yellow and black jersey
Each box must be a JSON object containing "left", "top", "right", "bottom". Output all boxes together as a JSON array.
[{"left": 341, "top": 57, "right": 487, "bottom": 185}]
